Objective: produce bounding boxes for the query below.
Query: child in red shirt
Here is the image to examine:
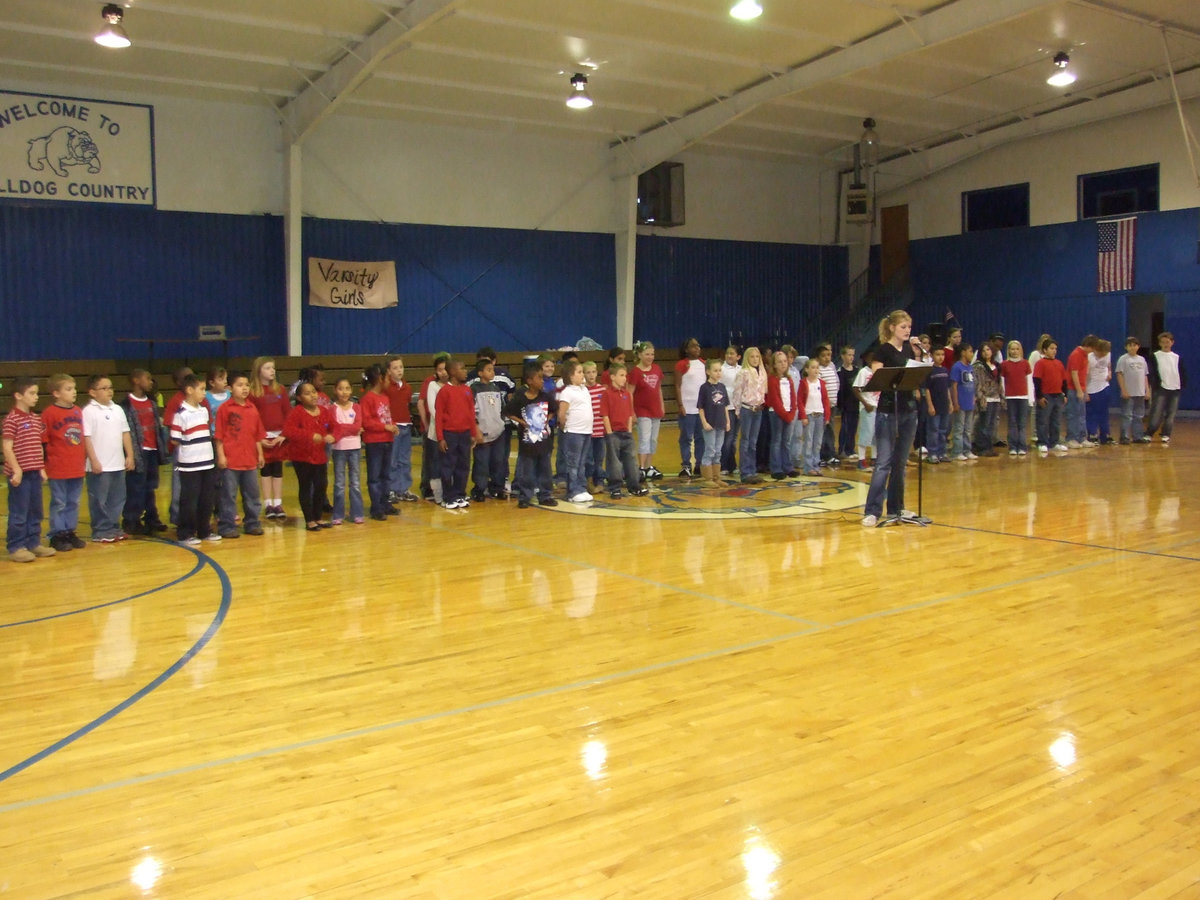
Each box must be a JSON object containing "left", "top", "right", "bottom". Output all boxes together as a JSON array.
[
  {"left": 435, "top": 360, "right": 481, "bottom": 509},
  {"left": 4, "top": 377, "right": 54, "bottom": 562},
  {"left": 284, "top": 382, "right": 335, "bottom": 530},
  {"left": 215, "top": 371, "right": 267, "bottom": 536},
  {"left": 42, "top": 374, "right": 88, "bottom": 552}
]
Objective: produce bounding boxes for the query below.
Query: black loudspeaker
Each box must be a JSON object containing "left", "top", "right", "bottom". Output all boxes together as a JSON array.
[
  {"left": 927, "top": 323, "right": 946, "bottom": 347},
  {"left": 638, "top": 162, "right": 685, "bottom": 227}
]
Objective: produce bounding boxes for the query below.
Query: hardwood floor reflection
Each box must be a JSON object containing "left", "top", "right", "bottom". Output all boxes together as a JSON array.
[{"left": 2, "top": 426, "right": 1198, "bottom": 898}]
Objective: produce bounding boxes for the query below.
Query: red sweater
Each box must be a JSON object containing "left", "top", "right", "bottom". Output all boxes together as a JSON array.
[
  {"left": 765, "top": 375, "right": 797, "bottom": 423},
  {"left": 435, "top": 383, "right": 478, "bottom": 440},
  {"left": 360, "top": 390, "right": 394, "bottom": 444},
  {"left": 283, "top": 404, "right": 334, "bottom": 464},
  {"left": 797, "top": 378, "right": 831, "bottom": 424},
  {"left": 385, "top": 378, "right": 413, "bottom": 425}
]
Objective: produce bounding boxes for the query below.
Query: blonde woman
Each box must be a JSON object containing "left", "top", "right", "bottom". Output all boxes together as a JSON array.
[
  {"left": 248, "top": 356, "right": 290, "bottom": 518},
  {"left": 862, "top": 310, "right": 921, "bottom": 527}
]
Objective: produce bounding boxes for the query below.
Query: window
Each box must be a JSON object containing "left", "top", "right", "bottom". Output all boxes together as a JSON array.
[
  {"left": 962, "top": 183, "right": 1029, "bottom": 232},
  {"left": 1078, "top": 164, "right": 1158, "bottom": 219}
]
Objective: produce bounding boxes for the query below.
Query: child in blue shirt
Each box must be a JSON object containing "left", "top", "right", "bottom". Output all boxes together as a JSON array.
[{"left": 950, "top": 344, "right": 977, "bottom": 460}]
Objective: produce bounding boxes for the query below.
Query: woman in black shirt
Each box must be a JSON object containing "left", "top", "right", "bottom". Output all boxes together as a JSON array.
[{"left": 863, "top": 310, "right": 921, "bottom": 526}]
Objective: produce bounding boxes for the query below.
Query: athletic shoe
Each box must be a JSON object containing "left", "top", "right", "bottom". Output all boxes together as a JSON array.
[
  {"left": 398, "top": 491, "right": 419, "bottom": 502},
  {"left": 678, "top": 467, "right": 692, "bottom": 478},
  {"left": 245, "top": 526, "right": 265, "bottom": 535},
  {"left": 1137, "top": 436, "right": 1152, "bottom": 443},
  {"left": 609, "top": 490, "right": 625, "bottom": 499},
  {"left": 845, "top": 453, "right": 859, "bottom": 461},
  {"left": 919, "top": 448, "right": 929, "bottom": 458},
  {"left": 93, "top": 536, "right": 118, "bottom": 543},
  {"left": 1053, "top": 443, "right": 1069, "bottom": 452},
  {"left": 457, "top": 498, "right": 470, "bottom": 508},
  {"left": 1079, "top": 440, "right": 1096, "bottom": 448},
  {"left": 1018, "top": 450, "right": 1027, "bottom": 456},
  {"left": 956, "top": 454, "right": 969, "bottom": 461},
  {"left": 1066, "top": 439, "right": 1082, "bottom": 449},
  {"left": 647, "top": 466, "right": 664, "bottom": 480},
  {"left": 181, "top": 537, "right": 202, "bottom": 547},
  {"left": 488, "top": 489, "right": 509, "bottom": 500},
  {"left": 31, "top": 545, "right": 57, "bottom": 558},
  {"left": 632, "top": 487, "right": 650, "bottom": 496},
  {"left": 1119, "top": 438, "right": 1131, "bottom": 445},
  {"left": 1038, "top": 444, "right": 1049, "bottom": 453},
  {"left": 1009, "top": 449, "right": 1018, "bottom": 456},
  {"left": 1101, "top": 437, "right": 1116, "bottom": 445},
  {"left": 385, "top": 506, "right": 401, "bottom": 516},
  {"left": 440, "top": 500, "right": 457, "bottom": 509},
  {"left": 1162, "top": 435, "right": 1171, "bottom": 444},
  {"left": 219, "top": 531, "right": 241, "bottom": 539},
  {"left": 204, "top": 534, "right": 222, "bottom": 543},
  {"left": 927, "top": 457, "right": 940, "bottom": 465},
  {"left": 353, "top": 517, "right": 365, "bottom": 524},
  {"left": 861, "top": 514, "right": 878, "bottom": 528},
  {"left": 569, "top": 492, "right": 594, "bottom": 503},
  {"left": 50, "top": 533, "right": 74, "bottom": 552},
  {"left": 386, "top": 491, "right": 399, "bottom": 504},
  {"left": 66, "top": 531, "right": 87, "bottom": 549},
  {"left": 967, "top": 452, "right": 979, "bottom": 459},
  {"left": 8, "top": 548, "right": 36, "bottom": 563},
  {"left": 742, "top": 474, "right": 764, "bottom": 483},
  {"left": 539, "top": 498, "right": 559, "bottom": 507}
]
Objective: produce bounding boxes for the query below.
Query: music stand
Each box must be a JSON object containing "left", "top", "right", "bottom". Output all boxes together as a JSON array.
[{"left": 862, "top": 364, "right": 934, "bottom": 526}]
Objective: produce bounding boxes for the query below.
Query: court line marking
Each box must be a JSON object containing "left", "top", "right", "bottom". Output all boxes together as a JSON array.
[
  {"left": 932, "top": 522, "right": 1200, "bottom": 562},
  {"left": 0, "top": 536, "right": 1179, "bottom": 813},
  {"left": 0, "top": 543, "right": 232, "bottom": 786},
  {"left": 0, "top": 553, "right": 205, "bottom": 629}
]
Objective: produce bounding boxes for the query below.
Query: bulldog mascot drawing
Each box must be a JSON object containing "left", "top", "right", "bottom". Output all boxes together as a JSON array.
[{"left": 27, "top": 126, "right": 102, "bottom": 177}]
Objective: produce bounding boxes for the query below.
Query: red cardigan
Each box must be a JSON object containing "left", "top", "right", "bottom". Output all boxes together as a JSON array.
[
  {"left": 283, "top": 404, "right": 334, "bottom": 464},
  {"left": 764, "top": 375, "right": 797, "bottom": 423},
  {"left": 797, "top": 378, "right": 831, "bottom": 424}
]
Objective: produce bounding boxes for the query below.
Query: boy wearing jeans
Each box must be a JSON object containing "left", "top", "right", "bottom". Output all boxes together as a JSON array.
[
  {"left": 1115, "top": 338, "right": 1150, "bottom": 444},
  {"left": 215, "top": 372, "right": 266, "bottom": 536},
  {"left": 4, "top": 378, "right": 56, "bottom": 562},
  {"left": 42, "top": 374, "right": 88, "bottom": 552},
  {"left": 83, "top": 374, "right": 134, "bottom": 543}
]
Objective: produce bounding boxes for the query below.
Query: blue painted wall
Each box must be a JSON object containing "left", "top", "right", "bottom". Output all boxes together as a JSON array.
[
  {"left": 302, "top": 218, "right": 616, "bottom": 355},
  {"left": 0, "top": 204, "right": 284, "bottom": 361},
  {"left": 634, "top": 234, "right": 848, "bottom": 352},
  {"left": 908, "top": 207, "right": 1200, "bottom": 408}
]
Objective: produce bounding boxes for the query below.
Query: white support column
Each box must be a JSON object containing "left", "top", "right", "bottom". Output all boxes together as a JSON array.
[
  {"left": 284, "top": 142, "right": 303, "bottom": 356},
  {"left": 614, "top": 174, "right": 638, "bottom": 349}
]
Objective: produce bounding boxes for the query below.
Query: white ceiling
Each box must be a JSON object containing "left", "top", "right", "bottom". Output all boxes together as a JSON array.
[{"left": 4, "top": 0, "right": 1200, "bottom": 173}]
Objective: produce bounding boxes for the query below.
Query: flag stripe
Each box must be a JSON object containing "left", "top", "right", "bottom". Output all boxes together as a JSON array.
[{"left": 1097, "top": 217, "right": 1135, "bottom": 293}]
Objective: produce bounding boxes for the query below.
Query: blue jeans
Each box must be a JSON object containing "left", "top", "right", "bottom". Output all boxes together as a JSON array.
[
  {"left": 515, "top": 452, "right": 553, "bottom": 503},
  {"left": 388, "top": 425, "right": 413, "bottom": 495},
  {"left": 332, "top": 448, "right": 364, "bottom": 520},
  {"left": 49, "top": 476, "right": 83, "bottom": 536},
  {"left": 838, "top": 406, "right": 859, "bottom": 457},
  {"left": 1148, "top": 389, "right": 1180, "bottom": 438},
  {"left": 7, "top": 473, "right": 43, "bottom": 553},
  {"left": 123, "top": 447, "right": 163, "bottom": 529},
  {"left": 1121, "top": 396, "right": 1147, "bottom": 440},
  {"left": 721, "top": 409, "right": 739, "bottom": 472},
  {"left": 950, "top": 408, "right": 975, "bottom": 457},
  {"left": 678, "top": 413, "right": 700, "bottom": 470},
  {"left": 738, "top": 408, "right": 762, "bottom": 479},
  {"left": 768, "top": 413, "right": 794, "bottom": 475},
  {"left": 219, "top": 468, "right": 262, "bottom": 532},
  {"left": 472, "top": 436, "right": 507, "bottom": 494},
  {"left": 1086, "top": 386, "right": 1111, "bottom": 439},
  {"left": 925, "top": 411, "right": 949, "bottom": 459},
  {"left": 1066, "top": 391, "right": 1087, "bottom": 443},
  {"left": 1036, "top": 395, "right": 1065, "bottom": 447},
  {"left": 87, "top": 470, "right": 126, "bottom": 539},
  {"left": 561, "top": 432, "right": 589, "bottom": 496},
  {"left": 1006, "top": 401, "right": 1029, "bottom": 451},
  {"left": 365, "top": 441, "right": 391, "bottom": 515},
  {"left": 701, "top": 427, "right": 724, "bottom": 465},
  {"left": 864, "top": 407, "right": 918, "bottom": 519},
  {"left": 800, "top": 417, "right": 823, "bottom": 471},
  {"left": 589, "top": 436, "right": 608, "bottom": 484}
]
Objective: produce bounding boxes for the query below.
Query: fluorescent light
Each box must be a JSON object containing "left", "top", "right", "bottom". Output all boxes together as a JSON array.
[{"left": 730, "top": 0, "right": 763, "bottom": 20}]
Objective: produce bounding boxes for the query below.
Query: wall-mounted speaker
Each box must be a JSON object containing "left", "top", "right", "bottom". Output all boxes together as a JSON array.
[{"left": 638, "top": 162, "right": 685, "bottom": 227}]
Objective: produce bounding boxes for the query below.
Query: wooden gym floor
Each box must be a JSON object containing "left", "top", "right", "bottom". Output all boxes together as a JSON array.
[{"left": 2, "top": 422, "right": 1199, "bottom": 898}]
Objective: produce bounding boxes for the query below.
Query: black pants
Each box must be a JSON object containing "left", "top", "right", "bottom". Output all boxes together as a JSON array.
[
  {"left": 177, "top": 467, "right": 217, "bottom": 540},
  {"left": 439, "top": 431, "right": 472, "bottom": 503},
  {"left": 294, "top": 460, "right": 328, "bottom": 524}
]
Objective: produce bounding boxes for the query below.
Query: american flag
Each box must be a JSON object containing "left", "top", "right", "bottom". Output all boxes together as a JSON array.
[{"left": 1097, "top": 217, "right": 1135, "bottom": 293}]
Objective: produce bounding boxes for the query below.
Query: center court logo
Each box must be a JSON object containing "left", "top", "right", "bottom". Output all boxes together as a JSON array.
[{"left": 542, "top": 477, "right": 869, "bottom": 520}]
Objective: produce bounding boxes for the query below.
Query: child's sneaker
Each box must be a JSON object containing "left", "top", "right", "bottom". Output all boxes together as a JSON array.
[
  {"left": 31, "top": 545, "right": 57, "bottom": 558},
  {"left": 353, "top": 517, "right": 365, "bottom": 524},
  {"left": 8, "top": 548, "right": 36, "bottom": 563},
  {"left": 204, "top": 534, "right": 222, "bottom": 543},
  {"left": 182, "top": 536, "right": 202, "bottom": 547},
  {"left": 331, "top": 519, "right": 344, "bottom": 526}
]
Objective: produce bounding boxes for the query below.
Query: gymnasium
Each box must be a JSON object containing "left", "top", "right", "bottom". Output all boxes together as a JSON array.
[{"left": 2, "top": 1, "right": 1200, "bottom": 896}]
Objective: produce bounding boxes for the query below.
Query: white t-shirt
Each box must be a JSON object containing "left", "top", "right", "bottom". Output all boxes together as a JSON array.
[
  {"left": 1086, "top": 352, "right": 1111, "bottom": 394},
  {"left": 1155, "top": 350, "right": 1181, "bottom": 390},
  {"left": 425, "top": 381, "right": 442, "bottom": 441},
  {"left": 677, "top": 359, "right": 706, "bottom": 415},
  {"left": 82, "top": 400, "right": 130, "bottom": 472},
  {"left": 804, "top": 379, "right": 824, "bottom": 417},
  {"left": 720, "top": 362, "right": 739, "bottom": 396},
  {"left": 559, "top": 383, "right": 594, "bottom": 434},
  {"left": 852, "top": 366, "right": 879, "bottom": 411}
]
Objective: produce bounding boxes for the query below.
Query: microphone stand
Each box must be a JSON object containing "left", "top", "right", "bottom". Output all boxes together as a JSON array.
[{"left": 862, "top": 363, "right": 933, "bottom": 527}]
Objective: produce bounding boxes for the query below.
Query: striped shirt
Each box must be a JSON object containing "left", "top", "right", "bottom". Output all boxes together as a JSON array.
[
  {"left": 170, "top": 402, "right": 215, "bottom": 471},
  {"left": 3, "top": 408, "right": 45, "bottom": 477}
]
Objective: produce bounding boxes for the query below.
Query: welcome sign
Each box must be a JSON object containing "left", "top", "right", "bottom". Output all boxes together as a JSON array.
[
  {"left": 307, "top": 258, "right": 398, "bottom": 309},
  {"left": 0, "top": 90, "right": 155, "bottom": 207}
]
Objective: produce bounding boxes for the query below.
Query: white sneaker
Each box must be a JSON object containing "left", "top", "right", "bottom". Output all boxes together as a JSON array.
[
  {"left": 569, "top": 491, "right": 594, "bottom": 503},
  {"left": 1066, "top": 439, "right": 1082, "bottom": 449},
  {"left": 182, "top": 536, "right": 202, "bottom": 547},
  {"left": 1080, "top": 440, "right": 1096, "bottom": 448},
  {"left": 967, "top": 452, "right": 978, "bottom": 459},
  {"left": 456, "top": 498, "right": 470, "bottom": 508},
  {"left": 1162, "top": 435, "right": 1171, "bottom": 444},
  {"left": 1009, "top": 449, "right": 1018, "bottom": 456},
  {"left": 861, "top": 514, "right": 878, "bottom": 528},
  {"left": 1053, "top": 443, "right": 1069, "bottom": 452},
  {"left": 1038, "top": 444, "right": 1049, "bottom": 453},
  {"left": 1018, "top": 449, "right": 1027, "bottom": 456},
  {"left": 203, "top": 534, "right": 222, "bottom": 543},
  {"left": 956, "top": 453, "right": 969, "bottom": 461}
]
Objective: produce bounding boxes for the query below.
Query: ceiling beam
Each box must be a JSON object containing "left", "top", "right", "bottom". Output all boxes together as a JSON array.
[
  {"left": 609, "top": 0, "right": 1060, "bottom": 176},
  {"left": 280, "top": 0, "right": 460, "bottom": 143}
]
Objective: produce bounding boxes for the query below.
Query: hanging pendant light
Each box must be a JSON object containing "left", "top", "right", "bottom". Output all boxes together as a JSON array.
[
  {"left": 566, "top": 73, "right": 593, "bottom": 109},
  {"left": 95, "top": 4, "right": 131, "bottom": 49}
]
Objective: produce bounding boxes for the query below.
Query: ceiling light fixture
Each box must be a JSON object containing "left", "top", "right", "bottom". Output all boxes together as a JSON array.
[
  {"left": 566, "top": 73, "right": 593, "bottom": 109},
  {"left": 95, "top": 3, "right": 131, "bottom": 49},
  {"left": 1047, "top": 51, "right": 1076, "bottom": 87},
  {"left": 730, "top": 0, "right": 763, "bottom": 20}
]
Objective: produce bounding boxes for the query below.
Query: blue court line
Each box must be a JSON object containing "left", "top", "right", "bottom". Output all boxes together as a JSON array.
[
  {"left": 0, "top": 623, "right": 822, "bottom": 814},
  {"left": 0, "top": 543, "right": 232, "bottom": 785},
  {"left": 415, "top": 518, "right": 826, "bottom": 627},
  {"left": 0, "top": 554, "right": 205, "bottom": 629}
]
